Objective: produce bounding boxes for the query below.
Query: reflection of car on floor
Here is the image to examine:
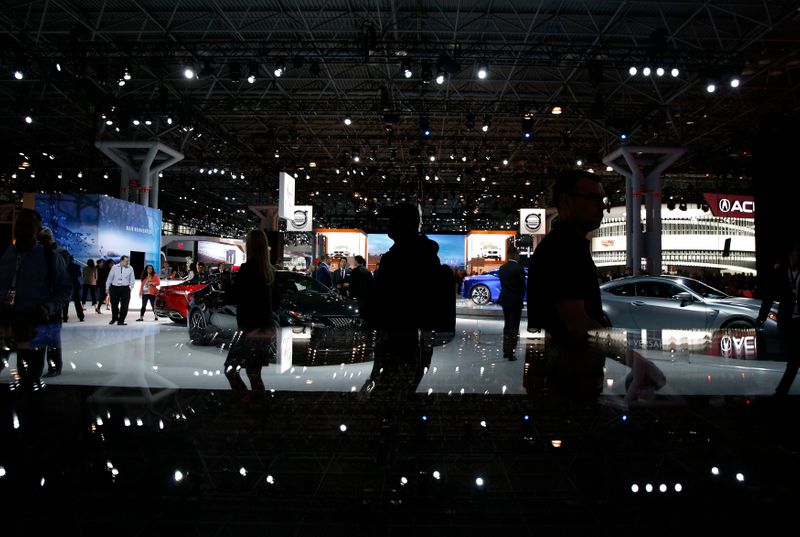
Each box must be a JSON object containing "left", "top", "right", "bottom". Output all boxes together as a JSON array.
[
  {"left": 600, "top": 275, "right": 780, "bottom": 334},
  {"left": 155, "top": 276, "right": 211, "bottom": 323},
  {"left": 187, "top": 270, "right": 362, "bottom": 346},
  {"left": 461, "top": 269, "right": 528, "bottom": 305}
]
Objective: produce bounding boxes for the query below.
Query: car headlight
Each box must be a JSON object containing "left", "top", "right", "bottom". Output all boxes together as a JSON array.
[{"left": 286, "top": 310, "right": 311, "bottom": 323}]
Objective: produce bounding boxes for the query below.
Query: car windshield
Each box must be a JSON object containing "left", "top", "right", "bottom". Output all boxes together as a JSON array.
[
  {"left": 676, "top": 278, "right": 728, "bottom": 299},
  {"left": 277, "top": 272, "right": 332, "bottom": 294}
]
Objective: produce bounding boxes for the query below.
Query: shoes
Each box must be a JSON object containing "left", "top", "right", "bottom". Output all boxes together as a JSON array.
[
  {"left": 118, "top": 322, "right": 127, "bottom": 326},
  {"left": 154, "top": 316, "right": 158, "bottom": 321},
  {"left": 136, "top": 318, "right": 143, "bottom": 322},
  {"left": 109, "top": 319, "right": 117, "bottom": 325},
  {"left": 42, "top": 370, "right": 61, "bottom": 378},
  {"left": 79, "top": 318, "right": 85, "bottom": 322},
  {"left": 95, "top": 309, "right": 101, "bottom": 314}
]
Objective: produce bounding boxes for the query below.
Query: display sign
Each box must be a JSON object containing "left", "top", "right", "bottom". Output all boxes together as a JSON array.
[
  {"left": 197, "top": 240, "right": 245, "bottom": 266},
  {"left": 703, "top": 193, "right": 755, "bottom": 219},
  {"left": 286, "top": 205, "right": 313, "bottom": 232},
  {"left": 279, "top": 172, "right": 296, "bottom": 219},
  {"left": 368, "top": 233, "right": 465, "bottom": 268},
  {"left": 466, "top": 231, "right": 514, "bottom": 262},
  {"left": 319, "top": 230, "right": 367, "bottom": 260},
  {"left": 35, "top": 193, "right": 162, "bottom": 272},
  {"left": 519, "top": 208, "right": 546, "bottom": 235}
]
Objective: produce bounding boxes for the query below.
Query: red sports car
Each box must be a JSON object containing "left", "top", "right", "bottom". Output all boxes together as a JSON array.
[{"left": 155, "top": 278, "right": 210, "bottom": 323}]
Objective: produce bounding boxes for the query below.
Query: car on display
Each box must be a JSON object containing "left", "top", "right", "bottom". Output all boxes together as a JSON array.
[
  {"left": 461, "top": 268, "right": 528, "bottom": 305},
  {"left": 155, "top": 276, "right": 212, "bottom": 323},
  {"left": 479, "top": 246, "right": 502, "bottom": 260},
  {"left": 599, "top": 275, "right": 780, "bottom": 333},
  {"left": 187, "top": 270, "right": 362, "bottom": 346}
]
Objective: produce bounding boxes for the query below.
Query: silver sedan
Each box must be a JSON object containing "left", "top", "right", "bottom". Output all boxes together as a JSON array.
[{"left": 600, "top": 275, "right": 780, "bottom": 334}]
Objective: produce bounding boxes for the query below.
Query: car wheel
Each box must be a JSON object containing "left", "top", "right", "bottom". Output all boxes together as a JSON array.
[
  {"left": 722, "top": 319, "right": 755, "bottom": 330},
  {"left": 470, "top": 284, "right": 491, "bottom": 305},
  {"left": 189, "top": 308, "right": 211, "bottom": 345}
]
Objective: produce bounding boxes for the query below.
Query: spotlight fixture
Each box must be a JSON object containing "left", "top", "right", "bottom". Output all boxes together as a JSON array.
[
  {"left": 706, "top": 82, "right": 716, "bottom": 93},
  {"left": 401, "top": 60, "right": 412, "bottom": 79},
  {"left": 551, "top": 106, "right": 562, "bottom": 115},
  {"left": 481, "top": 116, "right": 491, "bottom": 132},
  {"left": 656, "top": 67, "right": 665, "bottom": 76},
  {"left": 671, "top": 67, "right": 680, "bottom": 77},
  {"left": 274, "top": 59, "right": 286, "bottom": 78},
  {"left": 183, "top": 64, "right": 196, "bottom": 79},
  {"left": 24, "top": 114, "right": 32, "bottom": 124},
  {"left": 420, "top": 116, "right": 431, "bottom": 138},
  {"left": 14, "top": 68, "right": 24, "bottom": 80},
  {"left": 247, "top": 62, "right": 258, "bottom": 84},
  {"left": 642, "top": 67, "right": 651, "bottom": 76},
  {"left": 477, "top": 63, "right": 488, "bottom": 79},
  {"left": 628, "top": 66, "right": 637, "bottom": 76},
  {"left": 343, "top": 115, "right": 352, "bottom": 126},
  {"left": 522, "top": 115, "right": 533, "bottom": 139},
  {"left": 123, "top": 68, "right": 132, "bottom": 81},
  {"left": 435, "top": 70, "right": 445, "bottom": 85},
  {"left": 730, "top": 77, "right": 741, "bottom": 88}
]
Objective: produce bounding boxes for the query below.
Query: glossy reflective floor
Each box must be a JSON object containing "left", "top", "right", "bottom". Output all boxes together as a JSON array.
[{"left": 2, "top": 305, "right": 799, "bottom": 534}]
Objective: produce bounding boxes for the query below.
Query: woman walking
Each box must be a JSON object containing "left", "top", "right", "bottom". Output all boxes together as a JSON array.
[
  {"left": 224, "top": 229, "right": 279, "bottom": 395},
  {"left": 136, "top": 264, "right": 160, "bottom": 321}
]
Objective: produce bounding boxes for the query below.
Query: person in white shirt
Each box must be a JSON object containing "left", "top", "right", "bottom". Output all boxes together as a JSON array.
[{"left": 106, "top": 255, "right": 136, "bottom": 325}]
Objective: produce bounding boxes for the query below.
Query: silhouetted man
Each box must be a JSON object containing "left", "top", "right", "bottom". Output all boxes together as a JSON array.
[
  {"left": 349, "top": 255, "right": 373, "bottom": 320},
  {"left": 331, "top": 258, "right": 351, "bottom": 296},
  {"left": 498, "top": 245, "right": 526, "bottom": 360}
]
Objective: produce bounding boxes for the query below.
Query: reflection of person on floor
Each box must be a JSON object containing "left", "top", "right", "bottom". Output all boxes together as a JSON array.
[
  {"left": 498, "top": 245, "right": 526, "bottom": 360},
  {"left": 224, "top": 229, "right": 279, "bottom": 396},
  {"left": 525, "top": 170, "right": 664, "bottom": 400},
  {"left": 757, "top": 239, "right": 800, "bottom": 396},
  {"left": 362, "top": 202, "right": 455, "bottom": 399},
  {"left": 0, "top": 209, "right": 71, "bottom": 388}
]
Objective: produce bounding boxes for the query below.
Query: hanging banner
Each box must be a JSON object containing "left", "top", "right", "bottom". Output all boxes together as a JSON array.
[
  {"left": 279, "top": 172, "right": 296, "bottom": 219},
  {"left": 286, "top": 205, "right": 313, "bottom": 232},
  {"left": 520, "top": 208, "right": 546, "bottom": 235},
  {"left": 703, "top": 193, "right": 755, "bottom": 219}
]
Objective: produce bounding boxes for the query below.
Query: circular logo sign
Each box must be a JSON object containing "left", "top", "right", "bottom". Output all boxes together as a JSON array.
[
  {"left": 292, "top": 209, "right": 308, "bottom": 228},
  {"left": 718, "top": 198, "right": 732, "bottom": 212},
  {"left": 524, "top": 212, "right": 542, "bottom": 232},
  {"left": 719, "top": 335, "right": 733, "bottom": 355}
]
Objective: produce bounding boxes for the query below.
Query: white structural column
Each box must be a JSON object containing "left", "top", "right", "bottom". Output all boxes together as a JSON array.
[
  {"left": 95, "top": 141, "right": 184, "bottom": 209},
  {"left": 603, "top": 146, "right": 686, "bottom": 275}
]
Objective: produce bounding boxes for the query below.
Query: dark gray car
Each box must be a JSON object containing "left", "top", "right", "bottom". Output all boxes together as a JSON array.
[{"left": 600, "top": 275, "right": 780, "bottom": 334}]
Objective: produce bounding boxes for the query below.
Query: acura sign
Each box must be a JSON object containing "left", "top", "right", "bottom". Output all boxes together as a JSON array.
[
  {"left": 703, "top": 193, "right": 755, "bottom": 219},
  {"left": 520, "top": 208, "right": 546, "bottom": 235}
]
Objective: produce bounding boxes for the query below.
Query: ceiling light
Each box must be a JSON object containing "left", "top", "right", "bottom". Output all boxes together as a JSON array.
[
  {"left": 435, "top": 71, "right": 445, "bottom": 85},
  {"left": 551, "top": 106, "right": 562, "bottom": 115},
  {"left": 656, "top": 67, "right": 665, "bottom": 76},
  {"left": 183, "top": 66, "right": 195, "bottom": 79},
  {"left": 628, "top": 66, "right": 637, "bottom": 76},
  {"left": 671, "top": 67, "right": 680, "bottom": 77},
  {"left": 24, "top": 115, "right": 32, "bottom": 124},
  {"left": 343, "top": 116, "right": 352, "bottom": 126},
  {"left": 123, "top": 68, "right": 131, "bottom": 81},
  {"left": 274, "top": 60, "right": 286, "bottom": 78},
  {"left": 706, "top": 82, "right": 716, "bottom": 93},
  {"left": 730, "top": 77, "right": 740, "bottom": 88},
  {"left": 14, "top": 69, "right": 24, "bottom": 80},
  {"left": 477, "top": 63, "right": 488, "bottom": 79}
]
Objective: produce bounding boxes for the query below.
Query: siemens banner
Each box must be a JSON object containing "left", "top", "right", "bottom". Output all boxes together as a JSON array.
[{"left": 34, "top": 194, "right": 162, "bottom": 272}]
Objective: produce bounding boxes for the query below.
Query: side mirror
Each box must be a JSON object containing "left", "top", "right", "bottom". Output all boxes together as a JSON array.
[{"left": 674, "top": 292, "right": 694, "bottom": 305}]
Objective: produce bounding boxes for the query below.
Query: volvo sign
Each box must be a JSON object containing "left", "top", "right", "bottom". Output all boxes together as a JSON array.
[{"left": 520, "top": 208, "right": 546, "bottom": 235}]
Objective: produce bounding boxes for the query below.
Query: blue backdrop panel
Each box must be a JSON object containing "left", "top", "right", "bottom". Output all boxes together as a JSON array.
[
  {"left": 367, "top": 233, "right": 465, "bottom": 268},
  {"left": 35, "top": 194, "right": 161, "bottom": 272}
]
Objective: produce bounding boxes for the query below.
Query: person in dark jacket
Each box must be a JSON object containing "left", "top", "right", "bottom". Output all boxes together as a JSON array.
[
  {"left": 757, "top": 238, "right": 800, "bottom": 396},
  {"left": 0, "top": 209, "right": 72, "bottom": 387},
  {"left": 498, "top": 245, "right": 526, "bottom": 360},
  {"left": 315, "top": 255, "right": 332, "bottom": 288},
  {"left": 64, "top": 254, "right": 85, "bottom": 322},
  {"left": 224, "top": 228, "right": 280, "bottom": 395},
  {"left": 95, "top": 259, "right": 110, "bottom": 313},
  {"left": 362, "top": 203, "right": 455, "bottom": 400},
  {"left": 348, "top": 255, "right": 373, "bottom": 321}
]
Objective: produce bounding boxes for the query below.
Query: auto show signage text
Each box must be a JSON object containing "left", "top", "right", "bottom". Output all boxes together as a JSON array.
[{"left": 703, "top": 193, "right": 755, "bottom": 219}]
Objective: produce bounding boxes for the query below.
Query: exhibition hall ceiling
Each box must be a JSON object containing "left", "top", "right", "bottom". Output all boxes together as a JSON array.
[{"left": 1, "top": 1, "right": 799, "bottom": 233}]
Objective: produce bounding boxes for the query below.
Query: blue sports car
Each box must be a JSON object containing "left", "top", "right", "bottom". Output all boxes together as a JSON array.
[{"left": 461, "top": 268, "right": 528, "bottom": 305}]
